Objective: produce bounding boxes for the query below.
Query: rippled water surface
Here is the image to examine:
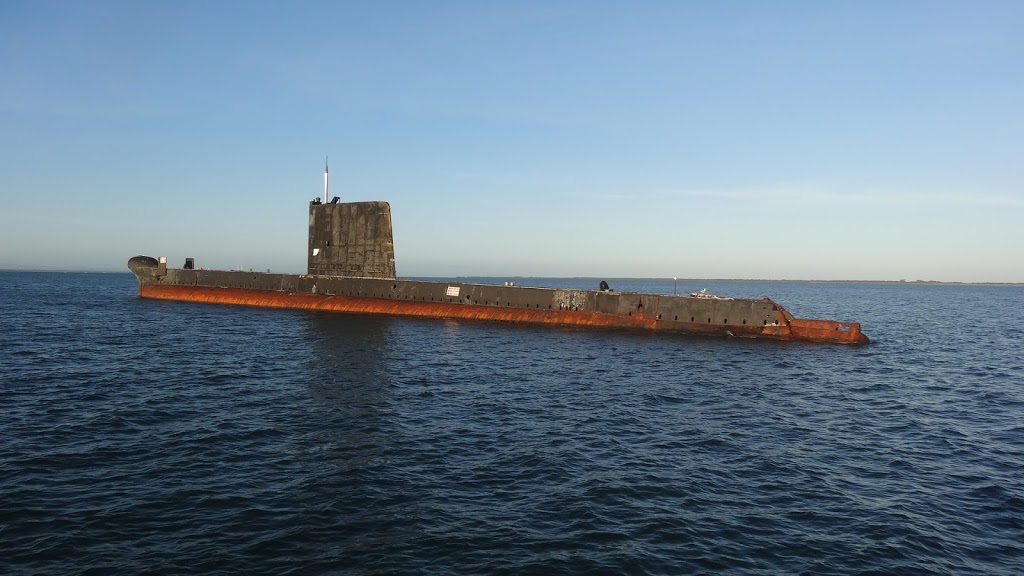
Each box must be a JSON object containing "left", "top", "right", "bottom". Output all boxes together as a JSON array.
[{"left": 1, "top": 272, "right": 1022, "bottom": 575}]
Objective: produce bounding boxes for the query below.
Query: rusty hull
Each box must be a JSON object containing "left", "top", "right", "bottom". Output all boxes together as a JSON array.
[{"left": 131, "top": 269, "right": 868, "bottom": 344}]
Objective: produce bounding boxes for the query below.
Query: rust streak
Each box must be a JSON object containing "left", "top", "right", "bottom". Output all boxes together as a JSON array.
[{"left": 139, "top": 285, "right": 868, "bottom": 344}]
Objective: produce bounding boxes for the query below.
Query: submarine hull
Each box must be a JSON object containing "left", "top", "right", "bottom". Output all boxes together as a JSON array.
[{"left": 128, "top": 265, "right": 868, "bottom": 345}]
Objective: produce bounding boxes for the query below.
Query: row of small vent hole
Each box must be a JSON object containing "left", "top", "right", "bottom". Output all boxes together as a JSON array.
[
  {"left": 231, "top": 280, "right": 774, "bottom": 327},
  {"left": 337, "top": 289, "right": 567, "bottom": 309},
  {"left": 655, "top": 314, "right": 758, "bottom": 325},
  {"left": 332, "top": 284, "right": 770, "bottom": 326},
  {"left": 209, "top": 280, "right": 759, "bottom": 327},
  {"left": 248, "top": 282, "right": 765, "bottom": 326}
]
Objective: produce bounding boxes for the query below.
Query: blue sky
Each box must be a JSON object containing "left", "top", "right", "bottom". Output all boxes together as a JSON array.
[{"left": 1, "top": 1, "right": 1021, "bottom": 282}]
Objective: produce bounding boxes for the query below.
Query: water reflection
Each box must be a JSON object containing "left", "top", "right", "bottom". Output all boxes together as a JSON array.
[
  {"left": 301, "top": 311, "right": 397, "bottom": 465},
  {"left": 304, "top": 312, "right": 393, "bottom": 408},
  {"left": 295, "top": 312, "right": 426, "bottom": 573}
]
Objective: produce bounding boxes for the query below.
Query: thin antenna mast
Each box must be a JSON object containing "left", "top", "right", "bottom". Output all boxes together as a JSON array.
[{"left": 323, "top": 156, "right": 329, "bottom": 203}]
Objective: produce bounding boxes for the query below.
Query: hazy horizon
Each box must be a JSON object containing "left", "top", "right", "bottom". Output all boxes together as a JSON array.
[{"left": 3, "top": 266, "right": 1022, "bottom": 287}]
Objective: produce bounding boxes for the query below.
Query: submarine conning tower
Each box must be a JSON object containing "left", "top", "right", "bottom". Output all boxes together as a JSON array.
[{"left": 307, "top": 200, "right": 397, "bottom": 279}]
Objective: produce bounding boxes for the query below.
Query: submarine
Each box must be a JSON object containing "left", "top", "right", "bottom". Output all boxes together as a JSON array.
[{"left": 128, "top": 169, "right": 868, "bottom": 345}]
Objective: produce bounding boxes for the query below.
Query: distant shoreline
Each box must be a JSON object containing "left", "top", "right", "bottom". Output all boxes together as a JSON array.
[
  {"left": 2, "top": 269, "right": 1021, "bottom": 287},
  {"left": 486, "top": 277, "right": 1024, "bottom": 287}
]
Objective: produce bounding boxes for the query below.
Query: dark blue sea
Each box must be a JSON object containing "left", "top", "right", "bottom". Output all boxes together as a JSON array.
[{"left": 1, "top": 272, "right": 1022, "bottom": 575}]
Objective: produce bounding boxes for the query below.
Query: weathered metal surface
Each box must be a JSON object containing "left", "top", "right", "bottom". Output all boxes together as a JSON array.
[
  {"left": 127, "top": 255, "right": 160, "bottom": 283},
  {"left": 130, "top": 266, "right": 868, "bottom": 344},
  {"left": 307, "top": 201, "right": 396, "bottom": 278},
  {"left": 787, "top": 318, "right": 867, "bottom": 345}
]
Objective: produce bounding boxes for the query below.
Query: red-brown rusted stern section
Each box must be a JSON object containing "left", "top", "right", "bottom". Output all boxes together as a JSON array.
[
  {"left": 770, "top": 302, "right": 868, "bottom": 344},
  {"left": 787, "top": 318, "right": 867, "bottom": 344}
]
